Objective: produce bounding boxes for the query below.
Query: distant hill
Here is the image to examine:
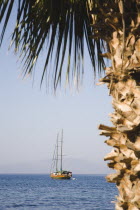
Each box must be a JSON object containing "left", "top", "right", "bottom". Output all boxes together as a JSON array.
[{"left": 0, "top": 157, "right": 111, "bottom": 174}]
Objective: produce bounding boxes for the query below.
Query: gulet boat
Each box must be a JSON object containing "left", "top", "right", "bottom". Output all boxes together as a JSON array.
[{"left": 50, "top": 130, "right": 72, "bottom": 179}]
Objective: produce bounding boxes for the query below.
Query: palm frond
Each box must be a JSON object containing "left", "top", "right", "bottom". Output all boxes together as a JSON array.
[
  {"left": 0, "top": 0, "right": 14, "bottom": 46},
  {"left": 0, "top": 0, "right": 105, "bottom": 89}
]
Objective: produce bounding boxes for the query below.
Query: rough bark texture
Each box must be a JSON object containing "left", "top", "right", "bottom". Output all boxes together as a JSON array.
[
  {"left": 98, "top": 22, "right": 140, "bottom": 210},
  {"left": 89, "top": 0, "right": 140, "bottom": 209}
]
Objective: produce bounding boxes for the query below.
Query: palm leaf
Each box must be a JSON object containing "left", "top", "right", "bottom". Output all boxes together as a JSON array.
[
  {"left": 0, "top": 0, "right": 14, "bottom": 46},
  {"left": 0, "top": 0, "right": 105, "bottom": 89}
]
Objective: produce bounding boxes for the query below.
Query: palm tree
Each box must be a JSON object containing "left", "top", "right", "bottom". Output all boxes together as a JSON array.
[{"left": 1, "top": 0, "right": 140, "bottom": 209}]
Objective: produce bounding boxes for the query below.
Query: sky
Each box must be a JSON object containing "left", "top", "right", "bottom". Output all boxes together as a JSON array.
[{"left": 0, "top": 7, "right": 113, "bottom": 175}]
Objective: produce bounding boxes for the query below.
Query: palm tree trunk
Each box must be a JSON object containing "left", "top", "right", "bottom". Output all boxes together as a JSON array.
[{"left": 98, "top": 26, "right": 140, "bottom": 209}]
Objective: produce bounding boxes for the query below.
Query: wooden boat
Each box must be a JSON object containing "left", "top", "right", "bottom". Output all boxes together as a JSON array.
[{"left": 50, "top": 130, "right": 72, "bottom": 179}]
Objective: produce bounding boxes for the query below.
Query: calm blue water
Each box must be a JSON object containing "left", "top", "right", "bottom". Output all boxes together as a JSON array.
[{"left": 0, "top": 174, "right": 117, "bottom": 210}]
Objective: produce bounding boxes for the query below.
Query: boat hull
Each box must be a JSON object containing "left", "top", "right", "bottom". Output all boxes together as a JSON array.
[
  {"left": 50, "top": 171, "right": 72, "bottom": 179},
  {"left": 50, "top": 175, "right": 71, "bottom": 179}
]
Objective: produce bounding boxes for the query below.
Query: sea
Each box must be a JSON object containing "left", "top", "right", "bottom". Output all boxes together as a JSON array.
[{"left": 0, "top": 174, "right": 118, "bottom": 210}]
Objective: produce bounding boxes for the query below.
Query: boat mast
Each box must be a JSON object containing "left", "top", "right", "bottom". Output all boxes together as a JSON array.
[
  {"left": 56, "top": 133, "right": 59, "bottom": 172},
  {"left": 60, "top": 129, "right": 63, "bottom": 172}
]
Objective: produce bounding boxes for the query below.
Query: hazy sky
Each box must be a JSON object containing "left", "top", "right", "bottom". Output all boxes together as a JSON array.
[{"left": 0, "top": 9, "right": 113, "bottom": 174}]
